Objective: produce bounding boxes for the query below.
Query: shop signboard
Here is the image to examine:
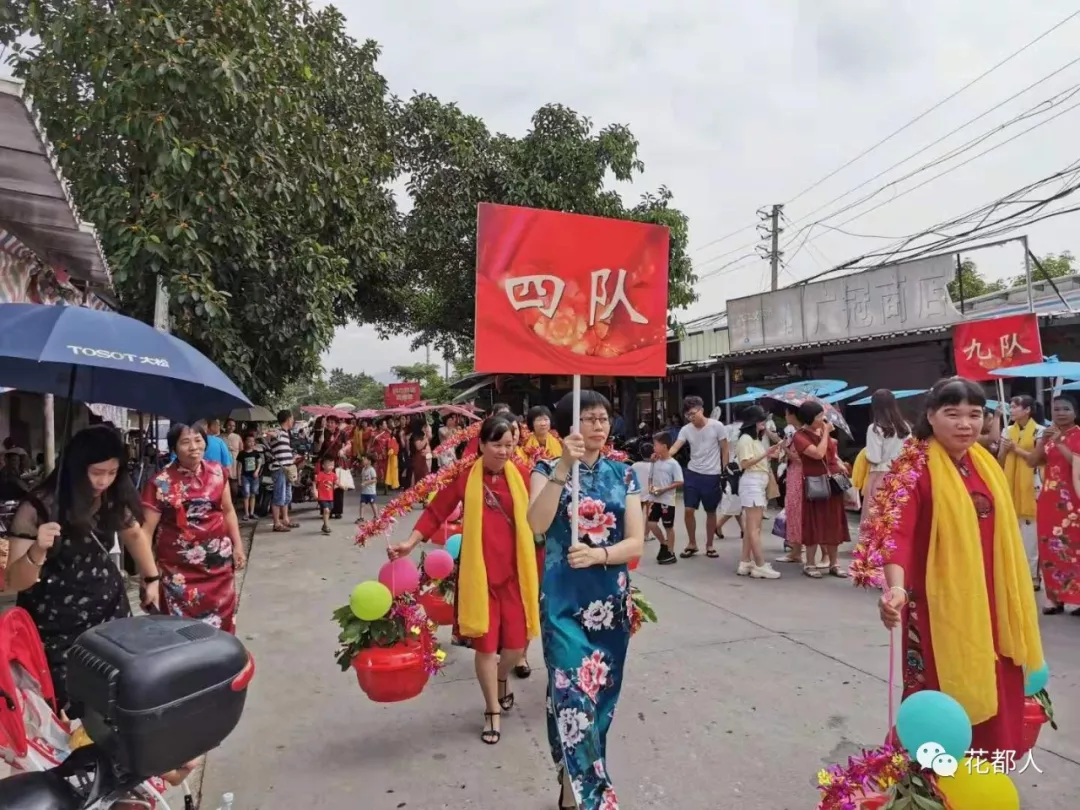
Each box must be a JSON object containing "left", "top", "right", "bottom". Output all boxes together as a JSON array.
[{"left": 727, "top": 255, "right": 962, "bottom": 352}]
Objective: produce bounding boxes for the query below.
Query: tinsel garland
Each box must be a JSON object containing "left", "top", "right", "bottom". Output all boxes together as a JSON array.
[
  {"left": 849, "top": 439, "right": 927, "bottom": 589},
  {"left": 355, "top": 453, "right": 478, "bottom": 546},
  {"left": 388, "top": 593, "right": 446, "bottom": 676}
]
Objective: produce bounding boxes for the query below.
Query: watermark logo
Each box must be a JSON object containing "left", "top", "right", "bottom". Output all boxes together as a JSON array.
[
  {"left": 916, "top": 742, "right": 1042, "bottom": 777},
  {"left": 915, "top": 742, "right": 958, "bottom": 777}
]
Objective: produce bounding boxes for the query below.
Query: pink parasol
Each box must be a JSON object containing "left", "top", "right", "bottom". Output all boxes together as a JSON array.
[{"left": 762, "top": 390, "right": 851, "bottom": 436}]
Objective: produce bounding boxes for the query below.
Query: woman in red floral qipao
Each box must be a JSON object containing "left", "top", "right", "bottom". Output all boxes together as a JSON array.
[
  {"left": 1028, "top": 394, "right": 1080, "bottom": 614},
  {"left": 141, "top": 423, "right": 247, "bottom": 633}
]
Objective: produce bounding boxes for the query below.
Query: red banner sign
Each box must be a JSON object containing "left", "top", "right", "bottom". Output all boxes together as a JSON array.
[
  {"left": 384, "top": 382, "right": 422, "bottom": 408},
  {"left": 473, "top": 204, "right": 670, "bottom": 376},
  {"left": 952, "top": 314, "right": 1042, "bottom": 381}
]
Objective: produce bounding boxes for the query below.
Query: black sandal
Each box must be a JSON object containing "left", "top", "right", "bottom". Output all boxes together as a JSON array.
[
  {"left": 706, "top": 548, "right": 719, "bottom": 558},
  {"left": 679, "top": 547, "right": 699, "bottom": 558},
  {"left": 481, "top": 711, "right": 501, "bottom": 745},
  {"left": 1042, "top": 604, "right": 1065, "bottom": 615},
  {"left": 1070, "top": 607, "right": 1080, "bottom": 616},
  {"left": 514, "top": 660, "right": 532, "bottom": 679},
  {"left": 498, "top": 679, "right": 515, "bottom": 711}
]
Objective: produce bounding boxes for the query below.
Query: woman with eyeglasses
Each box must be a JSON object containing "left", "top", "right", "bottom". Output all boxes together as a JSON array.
[{"left": 528, "top": 390, "right": 645, "bottom": 810}]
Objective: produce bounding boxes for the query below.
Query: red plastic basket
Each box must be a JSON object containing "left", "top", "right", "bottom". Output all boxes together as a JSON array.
[
  {"left": 351, "top": 640, "right": 429, "bottom": 703},
  {"left": 1019, "top": 696, "right": 1048, "bottom": 755},
  {"left": 417, "top": 591, "right": 455, "bottom": 626}
]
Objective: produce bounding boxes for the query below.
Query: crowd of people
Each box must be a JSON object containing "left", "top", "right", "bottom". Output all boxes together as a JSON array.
[{"left": 1, "top": 375, "right": 1076, "bottom": 809}]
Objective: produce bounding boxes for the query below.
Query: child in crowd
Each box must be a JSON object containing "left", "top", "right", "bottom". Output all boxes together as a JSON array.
[
  {"left": 236, "top": 434, "right": 262, "bottom": 521},
  {"left": 314, "top": 456, "right": 337, "bottom": 535},
  {"left": 649, "top": 432, "right": 684, "bottom": 565},
  {"left": 358, "top": 454, "right": 379, "bottom": 522}
]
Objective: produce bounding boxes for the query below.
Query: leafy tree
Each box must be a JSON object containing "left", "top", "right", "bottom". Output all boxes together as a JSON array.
[
  {"left": 1012, "top": 251, "right": 1075, "bottom": 288},
  {"left": 388, "top": 97, "right": 695, "bottom": 359},
  {"left": 947, "top": 259, "right": 1004, "bottom": 302},
  {"left": 390, "top": 362, "right": 452, "bottom": 404},
  {"left": 276, "top": 368, "right": 384, "bottom": 413},
  {"left": 2, "top": 0, "right": 403, "bottom": 401}
]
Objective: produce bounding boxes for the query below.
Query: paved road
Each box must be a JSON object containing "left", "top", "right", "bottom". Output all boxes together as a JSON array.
[{"left": 200, "top": 496, "right": 1080, "bottom": 810}]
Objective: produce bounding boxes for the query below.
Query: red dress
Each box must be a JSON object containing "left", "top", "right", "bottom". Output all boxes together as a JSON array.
[
  {"left": 416, "top": 460, "right": 528, "bottom": 654},
  {"left": 889, "top": 457, "right": 1024, "bottom": 753},
  {"left": 793, "top": 428, "right": 850, "bottom": 547},
  {"left": 1036, "top": 426, "right": 1080, "bottom": 606},
  {"left": 142, "top": 461, "right": 238, "bottom": 633},
  {"left": 370, "top": 430, "right": 391, "bottom": 483}
]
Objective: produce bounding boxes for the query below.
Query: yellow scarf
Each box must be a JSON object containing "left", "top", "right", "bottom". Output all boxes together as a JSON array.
[
  {"left": 925, "top": 440, "right": 1044, "bottom": 724},
  {"left": 526, "top": 433, "right": 563, "bottom": 458},
  {"left": 852, "top": 448, "right": 869, "bottom": 492},
  {"left": 1003, "top": 420, "right": 1037, "bottom": 520},
  {"left": 459, "top": 461, "right": 540, "bottom": 640}
]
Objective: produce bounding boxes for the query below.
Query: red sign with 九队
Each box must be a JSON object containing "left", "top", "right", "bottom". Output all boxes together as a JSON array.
[
  {"left": 384, "top": 382, "right": 422, "bottom": 408},
  {"left": 473, "top": 203, "right": 670, "bottom": 376},
  {"left": 952, "top": 313, "right": 1043, "bottom": 381}
]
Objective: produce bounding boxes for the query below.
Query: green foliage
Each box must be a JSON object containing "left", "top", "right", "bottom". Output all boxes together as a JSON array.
[
  {"left": 1033, "top": 688, "right": 1058, "bottom": 730},
  {"left": 3, "top": 0, "right": 403, "bottom": 401},
  {"left": 331, "top": 603, "right": 405, "bottom": 672},
  {"left": 276, "top": 367, "right": 385, "bottom": 413},
  {"left": 947, "top": 259, "right": 1004, "bottom": 302},
  {"left": 389, "top": 97, "right": 696, "bottom": 359},
  {"left": 1015, "top": 251, "right": 1075, "bottom": 288},
  {"left": 390, "top": 362, "right": 453, "bottom": 403}
]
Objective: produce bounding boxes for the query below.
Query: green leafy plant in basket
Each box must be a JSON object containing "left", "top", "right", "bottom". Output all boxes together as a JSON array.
[{"left": 629, "top": 586, "right": 657, "bottom": 636}]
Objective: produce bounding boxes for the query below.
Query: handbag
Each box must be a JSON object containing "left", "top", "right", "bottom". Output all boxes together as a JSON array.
[
  {"left": 805, "top": 474, "right": 832, "bottom": 501},
  {"left": 766, "top": 469, "right": 780, "bottom": 501},
  {"left": 771, "top": 508, "right": 787, "bottom": 540},
  {"left": 336, "top": 467, "right": 355, "bottom": 491},
  {"left": 829, "top": 473, "right": 853, "bottom": 494}
]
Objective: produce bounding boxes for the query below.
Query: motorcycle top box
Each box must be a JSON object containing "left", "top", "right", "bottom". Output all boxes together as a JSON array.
[{"left": 65, "top": 615, "right": 254, "bottom": 778}]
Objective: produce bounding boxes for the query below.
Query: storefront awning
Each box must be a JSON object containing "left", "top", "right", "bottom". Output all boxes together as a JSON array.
[
  {"left": 0, "top": 77, "right": 111, "bottom": 288},
  {"left": 452, "top": 375, "right": 496, "bottom": 403}
]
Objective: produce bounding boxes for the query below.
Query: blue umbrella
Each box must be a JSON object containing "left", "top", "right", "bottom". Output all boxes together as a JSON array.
[
  {"left": 770, "top": 379, "right": 849, "bottom": 397},
  {"left": 989, "top": 360, "right": 1080, "bottom": 380},
  {"left": 849, "top": 389, "right": 927, "bottom": 406},
  {"left": 822, "top": 386, "right": 868, "bottom": 404},
  {"left": 0, "top": 303, "right": 252, "bottom": 421},
  {"left": 719, "top": 391, "right": 765, "bottom": 404}
]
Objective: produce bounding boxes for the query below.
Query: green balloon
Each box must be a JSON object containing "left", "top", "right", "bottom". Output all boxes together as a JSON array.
[{"left": 350, "top": 581, "right": 392, "bottom": 621}]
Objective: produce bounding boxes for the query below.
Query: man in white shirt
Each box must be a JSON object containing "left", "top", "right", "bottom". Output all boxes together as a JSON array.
[{"left": 669, "top": 396, "right": 729, "bottom": 558}]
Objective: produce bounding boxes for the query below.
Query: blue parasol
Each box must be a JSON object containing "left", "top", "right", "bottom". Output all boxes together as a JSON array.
[
  {"left": 0, "top": 303, "right": 252, "bottom": 421},
  {"left": 821, "top": 386, "right": 868, "bottom": 404},
  {"left": 719, "top": 391, "right": 765, "bottom": 404},
  {"left": 848, "top": 389, "right": 927, "bottom": 406},
  {"left": 989, "top": 358, "right": 1080, "bottom": 380},
  {"left": 769, "top": 379, "right": 849, "bottom": 397}
]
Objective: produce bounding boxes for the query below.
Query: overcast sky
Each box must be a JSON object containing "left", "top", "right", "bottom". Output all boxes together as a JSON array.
[{"left": 321, "top": 0, "right": 1080, "bottom": 379}]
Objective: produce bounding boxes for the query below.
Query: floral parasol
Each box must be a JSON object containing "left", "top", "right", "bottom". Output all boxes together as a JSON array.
[{"left": 763, "top": 390, "right": 851, "bottom": 436}]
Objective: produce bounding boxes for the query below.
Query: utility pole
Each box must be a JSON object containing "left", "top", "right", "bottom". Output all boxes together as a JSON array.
[{"left": 756, "top": 204, "right": 784, "bottom": 290}]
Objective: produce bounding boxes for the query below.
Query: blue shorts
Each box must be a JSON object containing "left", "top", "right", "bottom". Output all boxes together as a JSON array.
[
  {"left": 360, "top": 493, "right": 376, "bottom": 505},
  {"left": 318, "top": 499, "right": 334, "bottom": 512},
  {"left": 683, "top": 470, "right": 722, "bottom": 513},
  {"left": 240, "top": 474, "right": 258, "bottom": 498},
  {"left": 272, "top": 468, "right": 292, "bottom": 507}
]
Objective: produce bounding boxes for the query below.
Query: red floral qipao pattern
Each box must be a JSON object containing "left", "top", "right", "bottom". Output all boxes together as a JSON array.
[{"left": 142, "top": 461, "right": 238, "bottom": 633}]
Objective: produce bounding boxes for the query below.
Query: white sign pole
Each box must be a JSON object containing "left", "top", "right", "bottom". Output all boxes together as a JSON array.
[
  {"left": 997, "top": 379, "right": 1010, "bottom": 427},
  {"left": 570, "top": 374, "right": 581, "bottom": 548}
]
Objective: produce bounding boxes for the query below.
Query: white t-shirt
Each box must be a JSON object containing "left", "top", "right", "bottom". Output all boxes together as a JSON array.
[
  {"left": 646, "top": 458, "right": 684, "bottom": 506},
  {"left": 677, "top": 418, "right": 728, "bottom": 475}
]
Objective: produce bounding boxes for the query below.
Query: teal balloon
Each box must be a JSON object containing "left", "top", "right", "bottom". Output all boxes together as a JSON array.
[
  {"left": 1024, "top": 662, "right": 1050, "bottom": 696},
  {"left": 349, "top": 581, "right": 392, "bottom": 621},
  {"left": 445, "top": 533, "right": 462, "bottom": 560},
  {"left": 896, "top": 690, "right": 972, "bottom": 759}
]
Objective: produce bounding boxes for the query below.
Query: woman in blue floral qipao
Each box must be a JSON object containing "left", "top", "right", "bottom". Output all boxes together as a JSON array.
[{"left": 528, "top": 390, "right": 645, "bottom": 810}]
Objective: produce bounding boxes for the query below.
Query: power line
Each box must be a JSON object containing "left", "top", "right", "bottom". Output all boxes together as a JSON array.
[
  {"left": 783, "top": 8, "right": 1080, "bottom": 207},
  {"left": 784, "top": 54, "right": 1080, "bottom": 230}
]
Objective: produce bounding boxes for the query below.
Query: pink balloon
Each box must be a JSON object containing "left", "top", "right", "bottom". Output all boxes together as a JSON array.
[
  {"left": 423, "top": 549, "right": 455, "bottom": 581},
  {"left": 378, "top": 558, "right": 420, "bottom": 597}
]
